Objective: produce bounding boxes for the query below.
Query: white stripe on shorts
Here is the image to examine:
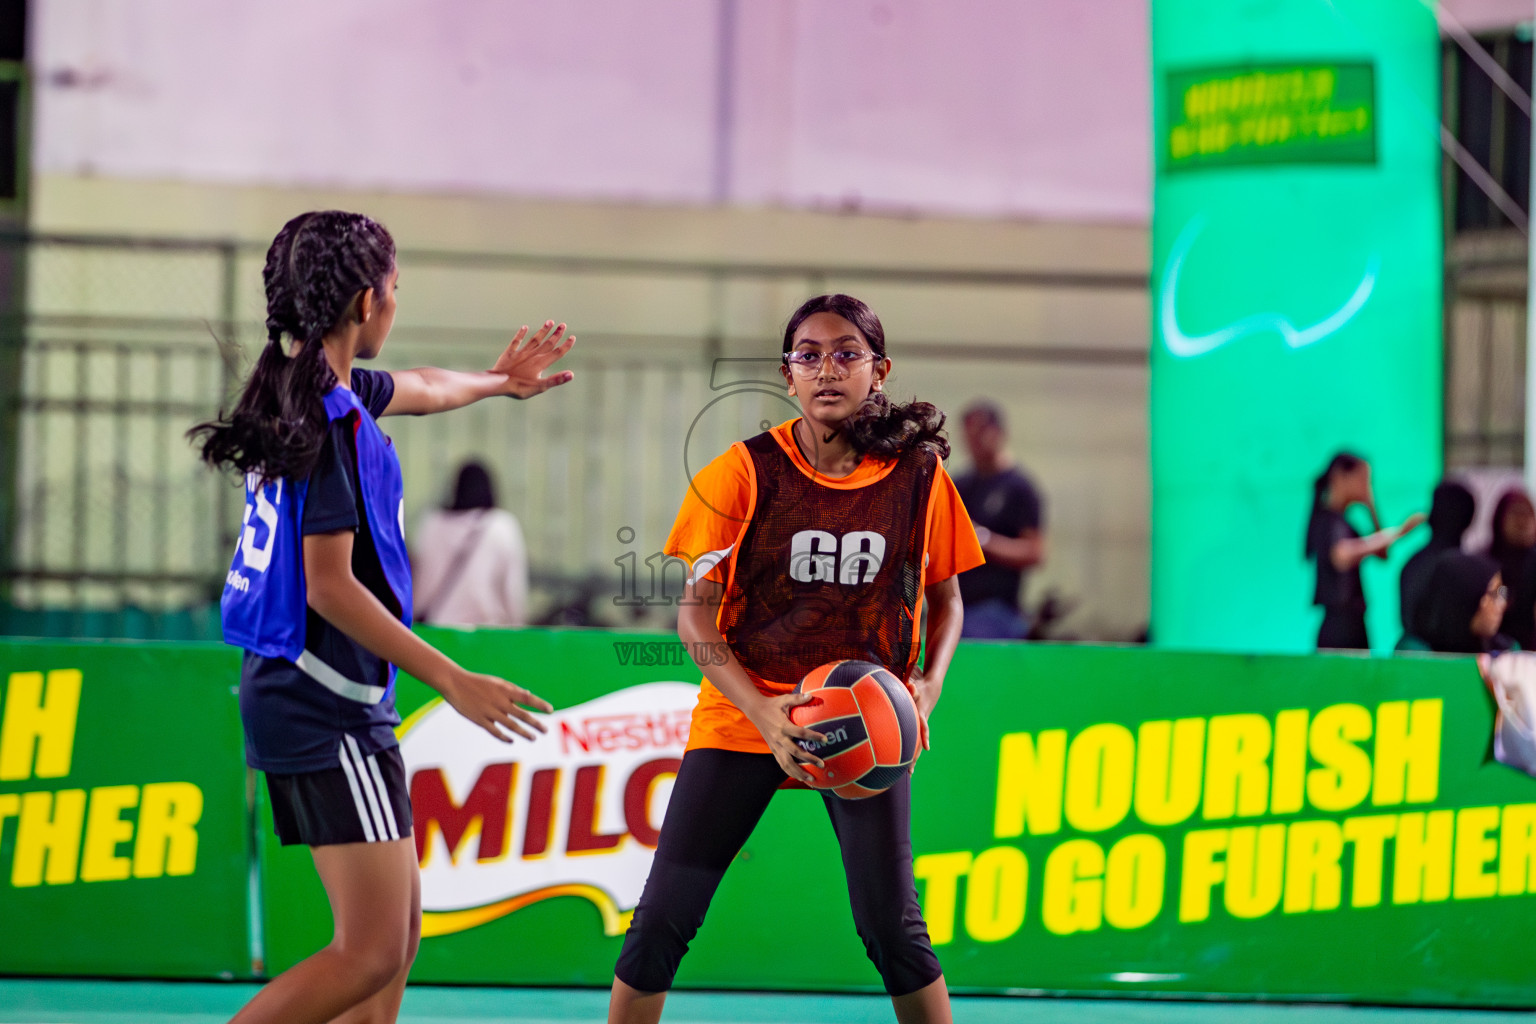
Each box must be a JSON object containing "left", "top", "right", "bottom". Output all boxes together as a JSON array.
[
  {"left": 344, "top": 736, "right": 390, "bottom": 841},
  {"left": 366, "top": 751, "right": 400, "bottom": 840},
  {"left": 336, "top": 740, "right": 377, "bottom": 843}
]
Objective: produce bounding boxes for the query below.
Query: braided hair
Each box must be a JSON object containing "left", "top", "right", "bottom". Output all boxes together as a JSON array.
[
  {"left": 782, "top": 294, "right": 950, "bottom": 460},
  {"left": 190, "top": 211, "right": 396, "bottom": 482}
]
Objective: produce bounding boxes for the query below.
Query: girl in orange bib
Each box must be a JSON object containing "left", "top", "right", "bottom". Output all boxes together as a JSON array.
[{"left": 609, "top": 294, "right": 983, "bottom": 1024}]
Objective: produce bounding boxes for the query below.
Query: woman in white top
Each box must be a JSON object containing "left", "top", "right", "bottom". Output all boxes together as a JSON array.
[{"left": 412, "top": 461, "right": 528, "bottom": 627}]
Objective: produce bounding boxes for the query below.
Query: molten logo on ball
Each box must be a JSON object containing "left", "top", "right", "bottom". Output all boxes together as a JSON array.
[
  {"left": 796, "top": 724, "right": 850, "bottom": 753},
  {"left": 789, "top": 660, "right": 919, "bottom": 799}
]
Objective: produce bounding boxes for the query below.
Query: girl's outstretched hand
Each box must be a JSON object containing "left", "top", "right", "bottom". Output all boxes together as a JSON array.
[
  {"left": 748, "top": 691, "right": 828, "bottom": 785},
  {"left": 490, "top": 320, "right": 576, "bottom": 398},
  {"left": 439, "top": 668, "right": 553, "bottom": 742}
]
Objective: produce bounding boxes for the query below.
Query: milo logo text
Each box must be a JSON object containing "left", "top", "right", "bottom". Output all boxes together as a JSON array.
[{"left": 399, "top": 681, "right": 697, "bottom": 937}]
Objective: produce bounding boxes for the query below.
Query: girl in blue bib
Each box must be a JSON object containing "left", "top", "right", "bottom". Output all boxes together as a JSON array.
[{"left": 191, "top": 211, "right": 573, "bottom": 1024}]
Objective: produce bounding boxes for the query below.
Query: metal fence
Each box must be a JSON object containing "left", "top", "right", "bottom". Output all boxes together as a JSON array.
[
  {"left": 1443, "top": 230, "right": 1527, "bottom": 469},
  {"left": 1440, "top": 29, "right": 1532, "bottom": 470},
  {"left": 0, "top": 230, "right": 1149, "bottom": 639}
]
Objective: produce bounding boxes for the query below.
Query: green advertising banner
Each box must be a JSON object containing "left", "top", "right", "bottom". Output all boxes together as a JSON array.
[
  {"left": 1151, "top": 1, "right": 1443, "bottom": 653},
  {"left": 248, "top": 630, "right": 1536, "bottom": 1007},
  {"left": 5, "top": 630, "right": 1532, "bottom": 1005},
  {"left": 0, "top": 639, "right": 251, "bottom": 978},
  {"left": 914, "top": 644, "right": 1534, "bottom": 1006}
]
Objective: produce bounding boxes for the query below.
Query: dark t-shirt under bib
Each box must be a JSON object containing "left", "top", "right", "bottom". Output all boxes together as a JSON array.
[{"left": 239, "top": 369, "right": 403, "bottom": 774}]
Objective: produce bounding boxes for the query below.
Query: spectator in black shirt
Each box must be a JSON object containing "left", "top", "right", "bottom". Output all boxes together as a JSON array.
[
  {"left": 1305, "top": 452, "right": 1424, "bottom": 650},
  {"left": 1398, "top": 481, "right": 1475, "bottom": 643},
  {"left": 953, "top": 401, "right": 1045, "bottom": 639}
]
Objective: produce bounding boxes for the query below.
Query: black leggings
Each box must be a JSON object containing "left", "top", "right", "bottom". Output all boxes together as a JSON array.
[{"left": 614, "top": 747, "right": 942, "bottom": 997}]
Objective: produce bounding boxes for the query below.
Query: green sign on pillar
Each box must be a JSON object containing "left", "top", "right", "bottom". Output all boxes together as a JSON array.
[{"left": 1151, "top": 0, "right": 1443, "bottom": 653}]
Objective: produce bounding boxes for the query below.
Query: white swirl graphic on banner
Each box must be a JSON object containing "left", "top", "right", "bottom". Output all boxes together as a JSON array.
[
  {"left": 1160, "top": 215, "right": 1379, "bottom": 359},
  {"left": 398, "top": 680, "right": 698, "bottom": 937}
]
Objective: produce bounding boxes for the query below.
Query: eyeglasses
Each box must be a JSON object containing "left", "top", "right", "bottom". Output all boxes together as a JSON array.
[{"left": 783, "top": 350, "right": 876, "bottom": 376}]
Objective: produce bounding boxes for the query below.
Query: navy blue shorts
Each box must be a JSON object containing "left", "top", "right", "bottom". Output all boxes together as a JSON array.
[{"left": 266, "top": 738, "right": 412, "bottom": 847}]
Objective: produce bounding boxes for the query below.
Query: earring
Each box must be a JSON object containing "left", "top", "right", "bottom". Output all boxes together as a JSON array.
[{"left": 874, "top": 382, "right": 883, "bottom": 391}]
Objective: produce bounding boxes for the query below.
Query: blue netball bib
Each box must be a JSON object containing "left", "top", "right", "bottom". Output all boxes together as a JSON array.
[{"left": 221, "top": 386, "right": 413, "bottom": 700}]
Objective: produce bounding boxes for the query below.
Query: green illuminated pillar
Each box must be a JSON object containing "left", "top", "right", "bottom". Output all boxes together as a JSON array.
[{"left": 1151, "top": 1, "right": 1442, "bottom": 653}]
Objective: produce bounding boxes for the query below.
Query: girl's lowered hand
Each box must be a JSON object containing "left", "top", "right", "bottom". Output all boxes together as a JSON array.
[
  {"left": 748, "top": 691, "right": 828, "bottom": 785},
  {"left": 490, "top": 321, "right": 576, "bottom": 398},
  {"left": 438, "top": 668, "right": 553, "bottom": 742},
  {"left": 908, "top": 667, "right": 936, "bottom": 772}
]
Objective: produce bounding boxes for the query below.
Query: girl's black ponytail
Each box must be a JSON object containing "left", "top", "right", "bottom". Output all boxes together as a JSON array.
[
  {"left": 782, "top": 293, "right": 950, "bottom": 460},
  {"left": 190, "top": 211, "right": 395, "bottom": 482},
  {"left": 1305, "top": 452, "right": 1364, "bottom": 558},
  {"left": 845, "top": 391, "right": 950, "bottom": 460}
]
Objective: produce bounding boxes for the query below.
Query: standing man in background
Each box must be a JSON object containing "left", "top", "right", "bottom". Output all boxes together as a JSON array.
[{"left": 954, "top": 401, "right": 1045, "bottom": 639}]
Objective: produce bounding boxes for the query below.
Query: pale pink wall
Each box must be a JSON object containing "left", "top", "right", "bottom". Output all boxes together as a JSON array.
[
  {"left": 1441, "top": 0, "right": 1533, "bottom": 32},
  {"left": 32, "top": 0, "right": 1152, "bottom": 223},
  {"left": 730, "top": 3, "right": 1148, "bottom": 220},
  {"left": 32, "top": 0, "right": 719, "bottom": 202}
]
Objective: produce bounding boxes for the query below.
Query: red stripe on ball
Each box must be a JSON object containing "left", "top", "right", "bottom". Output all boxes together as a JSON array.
[
  {"left": 851, "top": 673, "right": 904, "bottom": 764},
  {"left": 804, "top": 741, "right": 876, "bottom": 790}
]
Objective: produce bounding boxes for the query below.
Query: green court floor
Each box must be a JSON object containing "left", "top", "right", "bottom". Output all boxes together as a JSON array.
[{"left": 0, "top": 981, "right": 1532, "bottom": 1024}]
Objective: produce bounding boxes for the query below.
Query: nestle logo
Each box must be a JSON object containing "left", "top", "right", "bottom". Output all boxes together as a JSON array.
[{"left": 559, "top": 711, "right": 691, "bottom": 755}]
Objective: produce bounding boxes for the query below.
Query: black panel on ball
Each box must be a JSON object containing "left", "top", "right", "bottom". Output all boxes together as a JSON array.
[
  {"left": 793, "top": 713, "right": 868, "bottom": 758},
  {"left": 825, "top": 659, "right": 883, "bottom": 689}
]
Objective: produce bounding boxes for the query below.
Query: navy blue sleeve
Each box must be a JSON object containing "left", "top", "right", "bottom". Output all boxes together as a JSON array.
[
  {"left": 349, "top": 368, "right": 396, "bottom": 419},
  {"left": 302, "top": 419, "right": 361, "bottom": 535}
]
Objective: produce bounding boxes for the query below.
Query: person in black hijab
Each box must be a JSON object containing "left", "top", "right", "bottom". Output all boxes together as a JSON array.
[
  {"left": 1412, "top": 553, "right": 1514, "bottom": 654},
  {"left": 1305, "top": 452, "right": 1425, "bottom": 650},
  {"left": 449, "top": 461, "right": 496, "bottom": 510},
  {"left": 411, "top": 460, "right": 529, "bottom": 627},
  {"left": 1484, "top": 489, "right": 1536, "bottom": 647},
  {"left": 1398, "top": 481, "right": 1475, "bottom": 642}
]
